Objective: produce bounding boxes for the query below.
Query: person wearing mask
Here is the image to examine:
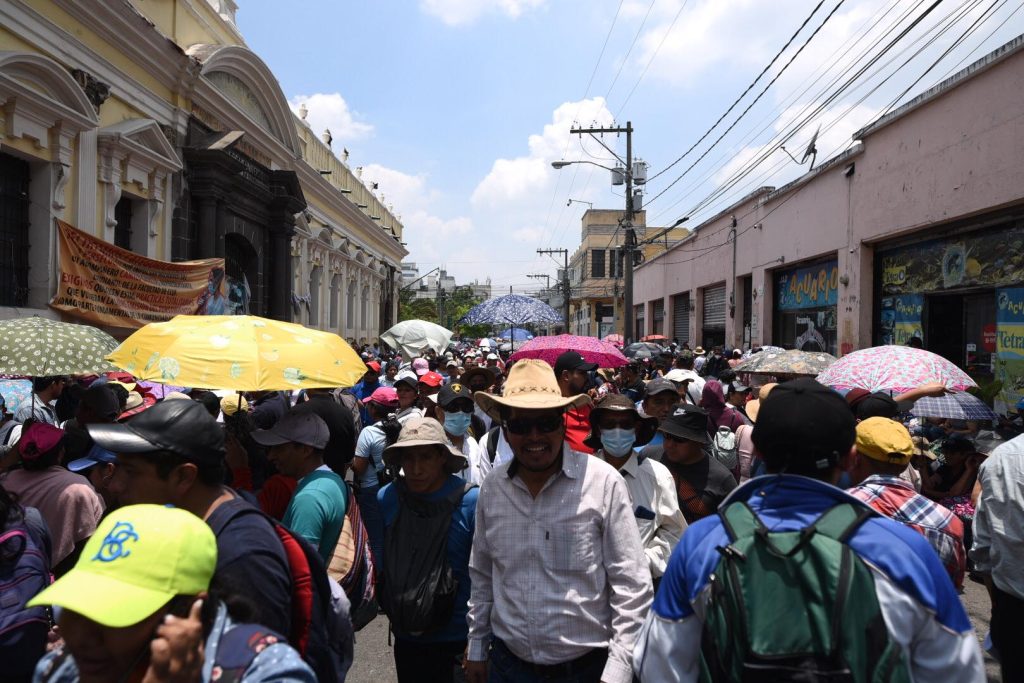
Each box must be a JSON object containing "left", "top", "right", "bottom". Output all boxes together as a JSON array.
[
  {"left": 251, "top": 411, "right": 348, "bottom": 563},
  {"left": 378, "top": 418, "right": 478, "bottom": 682},
  {"left": 462, "top": 366, "right": 496, "bottom": 434},
  {"left": 15, "top": 377, "right": 66, "bottom": 426},
  {"left": 634, "top": 379, "right": 984, "bottom": 683},
  {"left": 354, "top": 386, "right": 400, "bottom": 564},
  {"left": 553, "top": 351, "right": 598, "bottom": 454},
  {"left": 846, "top": 417, "right": 966, "bottom": 590},
  {"left": 29, "top": 504, "right": 316, "bottom": 682},
  {"left": 657, "top": 405, "right": 737, "bottom": 524},
  {"left": 465, "top": 360, "right": 651, "bottom": 683},
  {"left": 1, "top": 421, "right": 104, "bottom": 575},
  {"left": 434, "top": 382, "right": 483, "bottom": 484},
  {"left": 588, "top": 395, "right": 685, "bottom": 586}
]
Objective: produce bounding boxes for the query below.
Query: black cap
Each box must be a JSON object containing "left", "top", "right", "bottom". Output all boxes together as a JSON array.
[
  {"left": 87, "top": 398, "right": 225, "bottom": 465},
  {"left": 437, "top": 382, "right": 473, "bottom": 408},
  {"left": 846, "top": 389, "right": 914, "bottom": 420},
  {"left": 658, "top": 404, "right": 710, "bottom": 444},
  {"left": 644, "top": 378, "right": 678, "bottom": 398},
  {"left": 554, "top": 351, "right": 598, "bottom": 376},
  {"left": 752, "top": 378, "right": 855, "bottom": 472}
]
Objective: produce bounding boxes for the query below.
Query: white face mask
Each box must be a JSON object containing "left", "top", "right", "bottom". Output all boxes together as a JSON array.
[{"left": 601, "top": 428, "right": 636, "bottom": 457}]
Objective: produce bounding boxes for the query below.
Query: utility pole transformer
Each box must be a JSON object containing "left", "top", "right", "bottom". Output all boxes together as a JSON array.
[
  {"left": 537, "top": 248, "right": 569, "bottom": 332},
  {"left": 569, "top": 121, "right": 635, "bottom": 342}
]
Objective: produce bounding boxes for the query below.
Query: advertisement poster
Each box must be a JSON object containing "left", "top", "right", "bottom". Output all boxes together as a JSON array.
[
  {"left": 879, "top": 223, "right": 1024, "bottom": 296},
  {"left": 880, "top": 294, "right": 924, "bottom": 346},
  {"left": 50, "top": 221, "right": 227, "bottom": 328},
  {"left": 995, "top": 287, "right": 1024, "bottom": 411},
  {"left": 776, "top": 260, "right": 839, "bottom": 310}
]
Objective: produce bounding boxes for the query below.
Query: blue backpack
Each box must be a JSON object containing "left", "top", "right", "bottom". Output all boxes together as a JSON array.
[{"left": 0, "top": 522, "right": 51, "bottom": 680}]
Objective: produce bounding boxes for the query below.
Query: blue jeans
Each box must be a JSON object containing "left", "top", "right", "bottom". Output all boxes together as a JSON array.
[
  {"left": 488, "top": 639, "right": 606, "bottom": 683},
  {"left": 356, "top": 484, "right": 384, "bottom": 566}
]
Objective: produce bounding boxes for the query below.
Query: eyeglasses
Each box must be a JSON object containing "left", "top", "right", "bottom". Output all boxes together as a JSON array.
[{"left": 504, "top": 414, "right": 563, "bottom": 435}]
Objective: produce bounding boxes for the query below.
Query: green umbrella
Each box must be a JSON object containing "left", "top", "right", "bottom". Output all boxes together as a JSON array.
[{"left": 0, "top": 317, "right": 119, "bottom": 376}]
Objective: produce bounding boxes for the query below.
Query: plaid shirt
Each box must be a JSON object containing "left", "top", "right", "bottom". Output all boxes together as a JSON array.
[{"left": 848, "top": 474, "right": 966, "bottom": 589}]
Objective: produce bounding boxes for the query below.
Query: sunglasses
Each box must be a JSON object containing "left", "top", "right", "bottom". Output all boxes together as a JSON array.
[
  {"left": 504, "top": 414, "right": 563, "bottom": 435},
  {"left": 445, "top": 401, "right": 474, "bottom": 414}
]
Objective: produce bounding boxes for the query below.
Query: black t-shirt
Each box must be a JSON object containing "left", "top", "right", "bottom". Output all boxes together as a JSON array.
[
  {"left": 294, "top": 394, "right": 356, "bottom": 472},
  {"left": 666, "top": 454, "right": 737, "bottom": 524},
  {"left": 206, "top": 497, "right": 292, "bottom": 636}
]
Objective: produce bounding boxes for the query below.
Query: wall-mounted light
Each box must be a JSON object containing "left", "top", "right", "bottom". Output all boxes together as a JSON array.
[{"left": 839, "top": 274, "right": 850, "bottom": 287}]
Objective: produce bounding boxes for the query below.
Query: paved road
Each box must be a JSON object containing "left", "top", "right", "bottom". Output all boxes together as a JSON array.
[{"left": 346, "top": 580, "right": 1002, "bottom": 682}]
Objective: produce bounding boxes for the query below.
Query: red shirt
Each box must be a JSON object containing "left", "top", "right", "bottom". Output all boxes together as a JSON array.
[{"left": 564, "top": 404, "right": 594, "bottom": 454}]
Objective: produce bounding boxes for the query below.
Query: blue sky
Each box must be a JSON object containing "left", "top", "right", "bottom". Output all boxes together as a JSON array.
[{"left": 239, "top": 0, "right": 1023, "bottom": 295}]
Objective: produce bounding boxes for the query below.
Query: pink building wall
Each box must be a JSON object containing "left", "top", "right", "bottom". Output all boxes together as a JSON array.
[{"left": 635, "top": 36, "right": 1024, "bottom": 355}]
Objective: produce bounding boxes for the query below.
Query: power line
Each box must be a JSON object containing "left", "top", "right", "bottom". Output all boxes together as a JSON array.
[
  {"left": 614, "top": 0, "right": 690, "bottom": 118},
  {"left": 604, "top": 0, "right": 657, "bottom": 102}
]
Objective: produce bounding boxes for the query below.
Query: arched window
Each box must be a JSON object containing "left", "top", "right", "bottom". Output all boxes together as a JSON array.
[{"left": 361, "top": 285, "right": 369, "bottom": 330}]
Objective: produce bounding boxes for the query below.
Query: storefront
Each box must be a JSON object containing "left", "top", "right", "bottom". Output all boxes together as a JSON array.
[
  {"left": 875, "top": 219, "right": 1024, "bottom": 405},
  {"left": 773, "top": 258, "right": 838, "bottom": 355},
  {"left": 702, "top": 283, "right": 726, "bottom": 348}
]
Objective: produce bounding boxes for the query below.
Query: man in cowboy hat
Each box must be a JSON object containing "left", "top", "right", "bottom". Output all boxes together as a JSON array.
[
  {"left": 465, "top": 359, "right": 652, "bottom": 683},
  {"left": 587, "top": 394, "right": 686, "bottom": 585},
  {"left": 377, "top": 417, "right": 478, "bottom": 682}
]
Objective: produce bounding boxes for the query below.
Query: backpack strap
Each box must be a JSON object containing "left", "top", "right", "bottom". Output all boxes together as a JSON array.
[
  {"left": 719, "top": 502, "right": 765, "bottom": 542},
  {"left": 486, "top": 427, "right": 500, "bottom": 464},
  {"left": 811, "top": 503, "right": 877, "bottom": 544}
]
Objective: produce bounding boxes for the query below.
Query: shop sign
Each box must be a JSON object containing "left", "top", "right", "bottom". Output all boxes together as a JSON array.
[
  {"left": 776, "top": 260, "right": 838, "bottom": 310},
  {"left": 879, "top": 223, "right": 1024, "bottom": 295},
  {"left": 995, "top": 288, "right": 1024, "bottom": 410},
  {"left": 983, "top": 324, "right": 997, "bottom": 352},
  {"left": 880, "top": 294, "right": 924, "bottom": 346},
  {"left": 50, "top": 221, "right": 227, "bottom": 328}
]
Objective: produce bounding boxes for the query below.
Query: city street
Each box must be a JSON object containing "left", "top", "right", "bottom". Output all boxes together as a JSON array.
[{"left": 347, "top": 578, "right": 1003, "bottom": 682}]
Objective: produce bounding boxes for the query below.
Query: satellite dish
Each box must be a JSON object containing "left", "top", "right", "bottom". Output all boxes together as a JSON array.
[{"left": 801, "top": 125, "right": 820, "bottom": 168}]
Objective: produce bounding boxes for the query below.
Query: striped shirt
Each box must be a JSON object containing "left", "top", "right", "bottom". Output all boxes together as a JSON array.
[{"left": 848, "top": 474, "right": 966, "bottom": 589}]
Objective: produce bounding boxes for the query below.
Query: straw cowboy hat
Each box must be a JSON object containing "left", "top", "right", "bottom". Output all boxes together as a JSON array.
[
  {"left": 744, "top": 382, "right": 778, "bottom": 423},
  {"left": 474, "top": 359, "right": 591, "bottom": 422}
]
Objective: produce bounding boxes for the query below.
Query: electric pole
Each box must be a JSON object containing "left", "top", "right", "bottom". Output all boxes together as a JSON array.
[
  {"left": 569, "top": 121, "right": 635, "bottom": 341},
  {"left": 537, "top": 248, "right": 569, "bottom": 332}
]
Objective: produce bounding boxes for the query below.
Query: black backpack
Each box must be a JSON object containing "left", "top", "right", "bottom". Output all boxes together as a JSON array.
[
  {"left": 379, "top": 480, "right": 475, "bottom": 636},
  {"left": 374, "top": 417, "right": 404, "bottom": 485}
]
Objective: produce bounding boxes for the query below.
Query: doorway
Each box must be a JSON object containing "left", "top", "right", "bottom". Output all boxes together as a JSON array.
[{"left": 926, "top": 291, "right": 995, "bottom": 376}]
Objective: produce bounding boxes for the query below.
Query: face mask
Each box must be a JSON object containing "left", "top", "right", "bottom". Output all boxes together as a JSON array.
[
  {"left": 601, "top": 428, "right": 636, "bottom": 457},
  {"left": 444, "top": 412, "right": 472, "bottom": 436}
]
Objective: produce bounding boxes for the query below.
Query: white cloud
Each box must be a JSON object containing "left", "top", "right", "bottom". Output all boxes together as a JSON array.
[
  {"left": 288, "top": 93, "right": 374, "bottom": 144},
  {"left": 420, "top": 0, "right": 546, "bottom": 26}
]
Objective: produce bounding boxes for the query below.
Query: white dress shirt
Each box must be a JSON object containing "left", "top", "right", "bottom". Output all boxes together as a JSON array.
[
  {"left": 467, "top": 444, "right": 652, "bottom": 683},
  {"left": 972, "top": 434, "right": 1024, "bottom": 600},
  {"left": 596, "top": 450, "right": 687, "bottom": 578}
]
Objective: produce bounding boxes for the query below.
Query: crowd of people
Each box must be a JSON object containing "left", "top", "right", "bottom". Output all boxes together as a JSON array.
[{"left": 0, "top": 338, "right": 1020, "bottom": 682}]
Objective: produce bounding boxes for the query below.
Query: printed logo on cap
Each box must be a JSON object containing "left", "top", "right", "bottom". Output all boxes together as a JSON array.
[
  {"left": 93, "top": 521, "right": 139, "bottom": 563},
  {"left": 451, "top": 383, "right": 463, "bottom": 393}
]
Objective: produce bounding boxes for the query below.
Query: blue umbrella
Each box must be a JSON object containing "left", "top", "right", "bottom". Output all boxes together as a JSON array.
[
  {"left": 498, "top": 327, "right": 534, "bottom": 341},
  {"left": 458, "top": 294, "right": 562, "bottom": 327}
]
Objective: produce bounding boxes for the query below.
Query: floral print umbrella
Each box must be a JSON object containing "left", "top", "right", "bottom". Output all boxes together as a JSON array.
[
  {"left": 734, "top": 349, "right": 837, "bottom": 376},
  {"left": 508, "top": 335, "right": 629, "bottom": 368},
  {"left": 458, "top": 294, "right": 562, "bottom": 326},
  {"left": 815, "top": 345, "right": 977, "bottom": 394},
  {"left": 0, "top": 317, "right": 118, "bottom": 376},
  {"left": 107, "top": 315, "right": 367, "bottom": 391}
]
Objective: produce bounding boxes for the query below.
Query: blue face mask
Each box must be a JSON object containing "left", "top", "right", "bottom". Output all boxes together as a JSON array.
[
  {"left": 444, "top": 412, "right": 473, "bottom": 437},
  {"left": 601, "top": 428, "right": 636, "bottom": 457}
]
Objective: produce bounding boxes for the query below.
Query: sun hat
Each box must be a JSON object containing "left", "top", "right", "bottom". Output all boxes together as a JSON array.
[
  {"left": 412, "top": 358, "right": 430, "bottom": 377},
  {"left": 161, "top": 391, "right": 191, "bottom": 401},
  {"left": 382, "top": 416, "right": 467, "bottom": 473},
  {"left": 362, "top": 386, "right": 399, "bottom": 407},
  {"left": 89, "top": 398, "right": 225, "bottom": 466},
  {"left": 461, "top": 366, "right": 496, "bottom": 391},
  {"left": 855, "top": 417, "right": 914, "bottom": 465},
  {"left": 744, "top": 383, "right": 777, "bottom": 422},
  {"left": 658, "top": 404, "right": 710, "bottom": 444},
  {"left": 67, "top": 444, "right": 118, "bottom": 473},
  {"left": 752, "top": 378, "right": 855, "bottom": 472},
  {"left": 251, "top": 410, "right": 329, "bottom": 450},
  {"left": 27, "top": 504, "right": 216, "bottom": 627},
  {"left": 474, "top": 359, "right": 591, "bottom": 421},
  {"left": 694, "top": 346, "right": 706, "bottom": 355},
  {"left": 584, "top": 393, "right": 658, "bottom": 450},
  {"left": 912, "top": 436, "right": 937, "bottom": 460}
]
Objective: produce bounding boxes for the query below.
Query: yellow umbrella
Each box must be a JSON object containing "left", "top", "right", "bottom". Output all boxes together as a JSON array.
[{"left": 107, "top": 315, "right": 368, "bottom": 391}]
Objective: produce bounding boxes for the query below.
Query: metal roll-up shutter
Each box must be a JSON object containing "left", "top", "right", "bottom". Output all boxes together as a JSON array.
[
  {"left": 703, "top": 284, "right": 726, "bottom": 329},
  {"left": 673, "top": 293, "right": 690, "bottom": 342}
]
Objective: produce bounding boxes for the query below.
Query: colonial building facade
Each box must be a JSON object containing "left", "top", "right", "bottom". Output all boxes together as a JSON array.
[{"left": 0, "top": 0, "right": 404, "bottom": 343}]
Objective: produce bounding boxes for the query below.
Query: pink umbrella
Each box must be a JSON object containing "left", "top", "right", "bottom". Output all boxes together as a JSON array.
[
  {"left": 815, "top": 345, "right": 977, "bottom": 394},
  {"left": 509, "top": 335, "right": 629, "bottom": 368},
  {"left": 602, "top": 334, "right": 625, "bottom": 348}
]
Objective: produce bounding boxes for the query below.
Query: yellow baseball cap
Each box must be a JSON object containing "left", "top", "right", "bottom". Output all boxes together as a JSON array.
[
  {"left": 855, "top": 417, "right": 914, "bottom": 465},
  {"left": 28, "top": 505, "right": 217, "bottom": 627}
]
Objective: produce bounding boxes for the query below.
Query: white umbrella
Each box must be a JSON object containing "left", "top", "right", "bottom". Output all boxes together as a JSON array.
[{"left": 380, "top": 320, "right": 453, "bottom": 359}]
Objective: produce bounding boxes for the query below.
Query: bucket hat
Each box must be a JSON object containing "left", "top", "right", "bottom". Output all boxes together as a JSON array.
[
  {"left": 383, "top": 416, "right": 467, "bottom": 473},
  {"left": 658, "top": 404, "right": 710, "bottom": 444},
  {"left": 251, "top": 410, "right": 330, "bottom": 450},
  {"left": 474, "top": 359, "right": 590, "bottom": 421}
]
